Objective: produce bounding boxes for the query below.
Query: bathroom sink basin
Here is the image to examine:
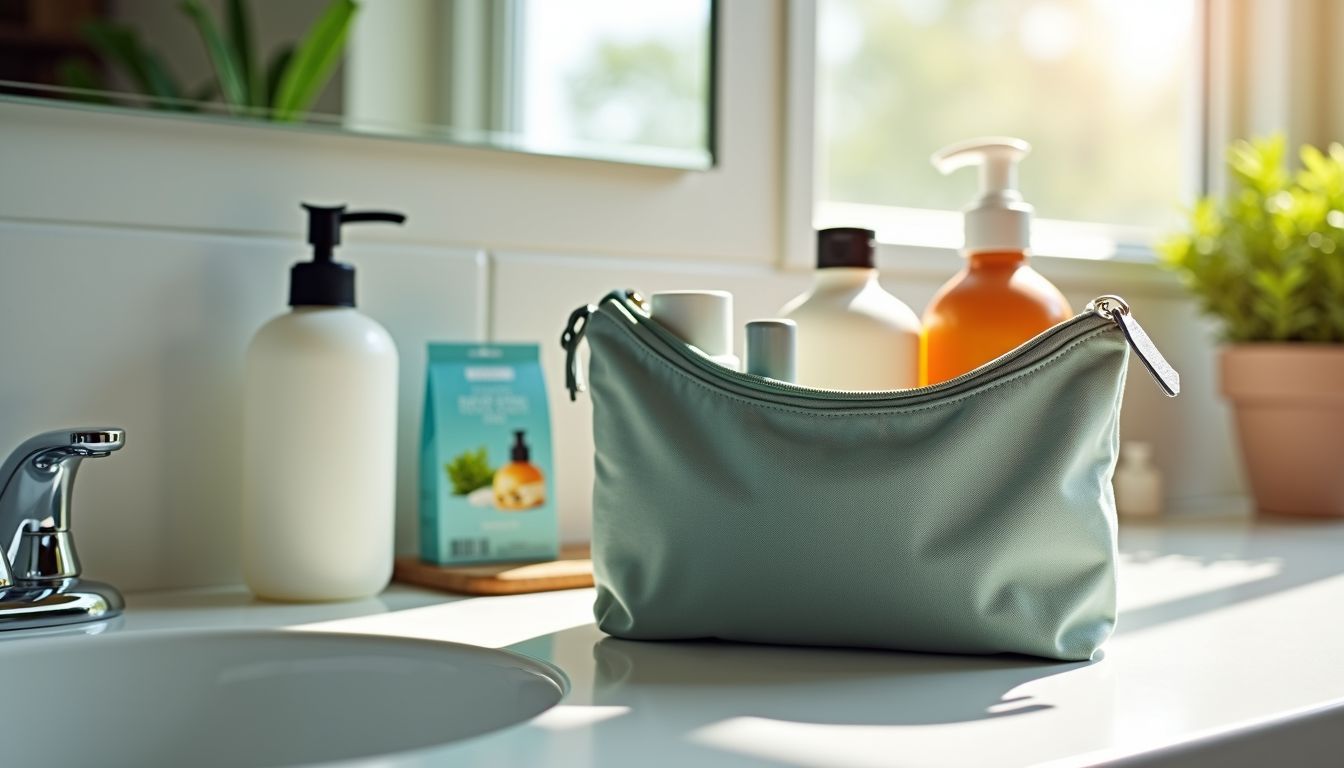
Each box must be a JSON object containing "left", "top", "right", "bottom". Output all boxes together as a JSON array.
[{"left": 0, "top": 628, "right": 566, "bottom": 768}]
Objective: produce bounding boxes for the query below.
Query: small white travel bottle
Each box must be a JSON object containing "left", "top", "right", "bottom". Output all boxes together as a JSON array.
[
  {"left": 745, "top": 319, "right": 798, "bottom": 382},
  {"left": 242, "top": 203, "right": 405, "bottom": 601},
  {"left": 649, "top": 291, "right": 741, "bottom": 370},
  {"left": 1115, "top": 442, "right": 1164, "bottom": 519}
]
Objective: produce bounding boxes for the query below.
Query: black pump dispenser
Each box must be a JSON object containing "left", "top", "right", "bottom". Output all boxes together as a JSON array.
[
  {"left": 291, "top": 203, "right": 407, "bottom": 307},
  {"left": 510, "top": 430, "right": 531, "bottom": 462}
]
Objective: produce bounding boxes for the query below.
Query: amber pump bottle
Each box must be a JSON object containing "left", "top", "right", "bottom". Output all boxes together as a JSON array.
[{"left": 920, "top": 138, "right": 1071, "bottom": 385}]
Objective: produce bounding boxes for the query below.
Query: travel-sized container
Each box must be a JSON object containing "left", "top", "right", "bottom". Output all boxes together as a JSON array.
[
  {"left": 1114, "top": 442, "right": 1164, "bottom": 518},
  {"left": 242, "top": 203, "right": 404, "bottom": 601},
  {"left": 921, "top": 138, "right": 1072, "bottom": 385},
  {"left": 780, "top": 228, "right": 920, "bottom": 390},
  {"left": 648, "top": 291, "right": 740, "bottom": 370},
  {"left": 744, "top": 319, "right": 798, "bottom": 382}
]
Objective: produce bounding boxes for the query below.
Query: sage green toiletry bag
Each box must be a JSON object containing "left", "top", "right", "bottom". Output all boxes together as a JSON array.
[{"left": 561, "top": 291, "right": 1178, "bottom": 661}]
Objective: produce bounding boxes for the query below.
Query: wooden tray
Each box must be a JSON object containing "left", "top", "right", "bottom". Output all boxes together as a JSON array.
[{"left": 393, "top": 545, "right": 592, "bottom": 596}]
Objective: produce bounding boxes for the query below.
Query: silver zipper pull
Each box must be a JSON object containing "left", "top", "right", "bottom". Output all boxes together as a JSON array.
[{"left": 1087, "top": 295, "right": 1180, "bottom": 397}]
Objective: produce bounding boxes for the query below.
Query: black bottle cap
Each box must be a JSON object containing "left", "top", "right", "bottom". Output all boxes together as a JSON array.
[
  {"left": 510, "top": 430, "right": 530, "bottom": 462},
  {"left": 817, "top": 227, "right": 876, "bottom": 269},
  {"left": 290, "top": 203, "right": 407, "bottom": 307}
]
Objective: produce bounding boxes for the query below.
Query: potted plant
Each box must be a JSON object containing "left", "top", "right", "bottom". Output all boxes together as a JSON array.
[{"left": 1160, "top": 135, "right": 1344, "bottom": 516}]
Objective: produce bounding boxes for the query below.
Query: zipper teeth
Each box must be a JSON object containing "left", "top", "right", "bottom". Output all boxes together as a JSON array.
[{"left": 602, "top": 293, "right": 1114, "bottom": 407}]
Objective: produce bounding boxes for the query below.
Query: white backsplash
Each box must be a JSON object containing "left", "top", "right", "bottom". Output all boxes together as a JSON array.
[
  {"left": 0, "top": 221, "right": 485, "bottom": 590},
  {"left": 0, "top": 220, "right": 1242, "bottom": 591}
]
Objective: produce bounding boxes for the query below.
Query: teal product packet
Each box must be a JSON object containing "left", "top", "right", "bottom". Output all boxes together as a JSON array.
[{"left": 420, "top": 343, "right": 559, "bottom": 565}]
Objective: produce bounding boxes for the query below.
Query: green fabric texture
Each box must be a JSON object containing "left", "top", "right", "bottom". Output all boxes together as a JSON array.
[{"left": 580, "top": 293, "right": 1128, "bottom": 661}]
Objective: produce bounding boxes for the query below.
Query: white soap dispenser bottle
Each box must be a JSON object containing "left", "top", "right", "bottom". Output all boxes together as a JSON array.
[
  {"left": 242, "top": 203, "right": 405, "bottom": 601},
  {"left": 780, "top": 228, "right": 921, "bottom": 390}
]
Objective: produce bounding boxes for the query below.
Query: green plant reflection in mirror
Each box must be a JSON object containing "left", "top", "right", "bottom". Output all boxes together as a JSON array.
[
  {"left": 56, "top": 0, "right": 355, "bottom": 122},
  {"left": 1, "top": 0, "right": 715, "bottom": 169}
]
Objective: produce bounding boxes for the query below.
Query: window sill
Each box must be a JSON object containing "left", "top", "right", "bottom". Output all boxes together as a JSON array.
[{"left": 812, "top": 200, "right": 1185, "bottom": 297}]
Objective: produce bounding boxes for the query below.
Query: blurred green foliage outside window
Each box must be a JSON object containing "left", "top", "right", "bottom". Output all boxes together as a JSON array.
[{"left": 819, "top": 0, "right": 1201, "bottom": 231}]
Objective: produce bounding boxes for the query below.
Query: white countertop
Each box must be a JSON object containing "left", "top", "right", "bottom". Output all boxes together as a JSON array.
[{"left": 115, "top": 517, "right": 1344, "bottom": 767}]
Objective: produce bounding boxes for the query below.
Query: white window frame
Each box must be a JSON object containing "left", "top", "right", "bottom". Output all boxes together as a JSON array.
[{"left": 781, "top": 0, "right": 1331, "bottom": 289}]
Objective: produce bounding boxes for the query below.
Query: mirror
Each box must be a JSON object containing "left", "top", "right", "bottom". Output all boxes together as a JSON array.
[{"left": 0, "top": 0, "right": 716, "bottom": 169}]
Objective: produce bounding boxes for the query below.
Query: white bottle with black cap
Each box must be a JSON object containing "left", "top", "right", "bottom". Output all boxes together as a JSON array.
[
  {"left": 242, "top": 202, "right": 405, "bottom": 602},
  {"left": 779, "top": 228, "right": 920, "bottom": 390}
]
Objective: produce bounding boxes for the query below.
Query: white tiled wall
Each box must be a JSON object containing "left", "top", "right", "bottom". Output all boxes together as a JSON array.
[{"left": 0, "top": 221, "right": 485, "bottom": 590}]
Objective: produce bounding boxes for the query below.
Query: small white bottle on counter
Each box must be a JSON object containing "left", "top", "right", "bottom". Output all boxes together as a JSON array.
[
  {"left": 1114, "top": 442, "right": 1164, "bottom": 519},
  {"left": 780, "top": 228, "right": 921, "bottom": 390}
]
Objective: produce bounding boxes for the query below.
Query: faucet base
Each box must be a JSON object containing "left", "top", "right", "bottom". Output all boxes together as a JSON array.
[{"left": 0, "top": 579, "right": 123, "bottom": 632}]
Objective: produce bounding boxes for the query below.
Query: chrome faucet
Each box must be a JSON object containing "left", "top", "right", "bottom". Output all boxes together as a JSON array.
[{"left": 0, "top": 428, "right": 125, "bottom": 630}]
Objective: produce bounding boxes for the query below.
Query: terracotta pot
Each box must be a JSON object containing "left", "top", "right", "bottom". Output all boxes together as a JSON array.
[{"left": 1220, "top": 344, "right": 1344, "bottom": 516}]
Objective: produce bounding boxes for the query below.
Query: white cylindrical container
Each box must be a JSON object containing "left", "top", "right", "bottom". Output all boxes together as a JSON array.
[
  {"left": 649, "top": 290, "right": 740, "bottom": 370},
  {"left": 780, "top": 228, "right": 921, "bottom": 390},
  {"left": 745, "top": 319, "right": 797, "bottom": 382},
  {"left": 242, "top": 203, "right": 404, "bottom": 601}
]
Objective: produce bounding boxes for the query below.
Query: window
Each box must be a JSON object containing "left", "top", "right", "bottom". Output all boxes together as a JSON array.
[{"left": 816, "top": 0, "right": 1204, "bottom": 255}]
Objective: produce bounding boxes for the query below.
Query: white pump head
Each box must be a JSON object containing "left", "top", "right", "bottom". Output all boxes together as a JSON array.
[{"left": 931, "top": 137, "right": 1032, "bottom": 253}]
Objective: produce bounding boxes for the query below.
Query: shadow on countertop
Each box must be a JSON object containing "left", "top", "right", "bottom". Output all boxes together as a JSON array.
[
  {"left": 508, "top": 625, "right": 1098, "bottom": 728},
  {"left": 1115, "top": 518, "right": 1344, "bottom": 635},
  {"left": 503, "top": 628, "right": 1109, "bottom": 767}
]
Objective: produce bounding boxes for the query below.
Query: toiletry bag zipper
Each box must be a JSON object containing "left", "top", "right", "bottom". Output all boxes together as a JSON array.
[{"left": 562, "top": 291, "right": 1179, "bottom": 408}]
